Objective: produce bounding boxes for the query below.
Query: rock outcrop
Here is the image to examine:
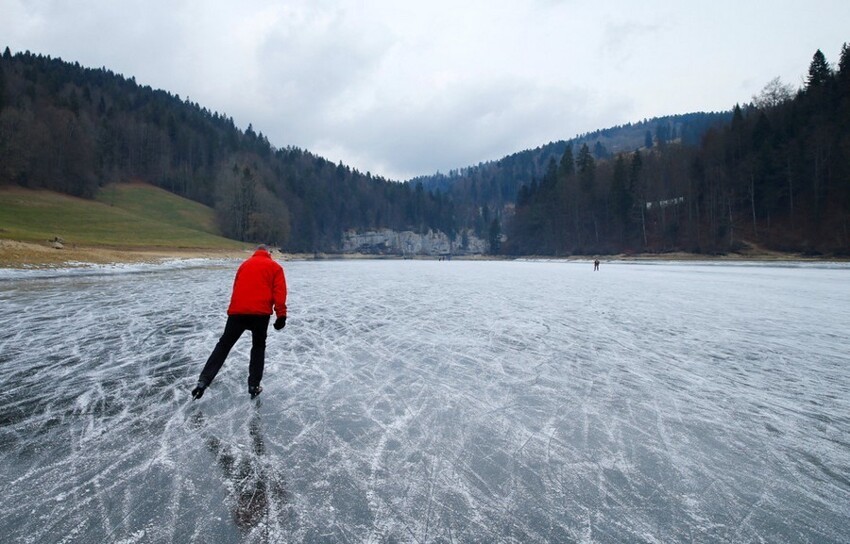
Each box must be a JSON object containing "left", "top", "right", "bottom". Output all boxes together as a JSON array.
[{"left": 342, "top": 229, "right": 487, "bottom": 256}]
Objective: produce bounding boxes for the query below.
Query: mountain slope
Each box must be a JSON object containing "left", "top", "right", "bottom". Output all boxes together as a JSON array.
[
  {"left": 0, "top": 48, "right": 455, "bottom": 252},
  {"left": 0, "top": 183, "right": 244, "bottom": 248},
  {"left": 411, "top": 112, "right": 730, "bottom": 211}
]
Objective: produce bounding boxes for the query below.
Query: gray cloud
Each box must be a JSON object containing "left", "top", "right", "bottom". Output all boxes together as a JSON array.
[
  {"left": 318, "top": 78, "right": 626, "bottom": 179},
  {"left": 2, "top": 0, "right": 850, "bottom": 181}
]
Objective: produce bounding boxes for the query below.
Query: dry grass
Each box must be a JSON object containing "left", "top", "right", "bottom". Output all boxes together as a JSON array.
[{"left": 0, "top": 239, "right": 254, "bottom": 268}]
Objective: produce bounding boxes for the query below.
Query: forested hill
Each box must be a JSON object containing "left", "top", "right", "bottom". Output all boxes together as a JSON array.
[
  {"left": 0, "top": 48, "right": 455, "bottom": 252},
  {"left": 504, "top": 46, "right": 850, "bottom": 256},
  {"left": 410, "top": 112, "right": 729, "bottom": 224},
  {"left": 3, "top": 46, "right": 848, "bottom": 257}
]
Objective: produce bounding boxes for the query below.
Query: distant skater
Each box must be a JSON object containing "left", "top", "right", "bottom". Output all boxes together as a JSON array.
[
  {"left": 192, "top": 245, "right": 288, "bottom": 400},
  {"left": 594, "top": 259, "right": 600, "bottom": 271}
]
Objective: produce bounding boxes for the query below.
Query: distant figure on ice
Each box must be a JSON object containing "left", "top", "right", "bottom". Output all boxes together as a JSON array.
[
  {"left": 192, "top": 245, "right": 288, "bottom": 400},
  {"left": 594, "top": 259, "right": 600, "bottom": 271}
]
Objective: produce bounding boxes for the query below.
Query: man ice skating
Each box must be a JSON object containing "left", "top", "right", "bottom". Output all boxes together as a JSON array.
[{"left": 192, "top": 245, "right": 287, "bottom": 400}]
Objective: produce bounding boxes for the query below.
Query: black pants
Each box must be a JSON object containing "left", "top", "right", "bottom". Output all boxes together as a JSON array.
[{"left": 199, "top": 314, "right": 270, "bottom": 388}]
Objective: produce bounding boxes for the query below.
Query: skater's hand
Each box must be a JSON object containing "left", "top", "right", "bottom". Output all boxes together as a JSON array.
[{"left": 273, "top": 316, "right": 287, "bottom": 330}]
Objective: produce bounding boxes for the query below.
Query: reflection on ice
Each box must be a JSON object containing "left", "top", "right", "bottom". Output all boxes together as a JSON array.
[
  {"left": 191, "top": 410, "right": 291, "bottom": 537},
  {"left": 0, "top": 260, "right": 849, "bottom": 543}
]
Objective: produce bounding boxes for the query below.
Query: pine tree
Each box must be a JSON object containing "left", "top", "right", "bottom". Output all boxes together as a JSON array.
[
  {"left": 558, "top": 145, "right": 574, "bottom": 176},
  {"left": 541, "top": 157, "right": 558, "bottom": 191},
  {"left": 593, "top": 140, "right": 609, "bottom": 159},
  {"left": 838, "top": 42, "right": 850, "bottom": 84},
  {"left": 611, "top": 154, "right": 632, "bottom": 241},
  {"left": 577, "top": 143, "right": 595, "bottom": 194},
  {"left": 0, "top": 62, "right": 6, "bottom": 113},
  {"left": 629, "top": 151, "right": 647, "bottom": 247},
  {"left": 806, "top": 49, "right": 831, "bottom": 89},
  {"left": 731, "top": 104, "right": 744, "bottom": 128},
  {"left": 488, "top": 218, "right": 501, "bottom": 254}
]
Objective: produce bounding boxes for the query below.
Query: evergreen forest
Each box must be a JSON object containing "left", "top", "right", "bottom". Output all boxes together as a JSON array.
[
  {"left": 1, "top": 44, "right": 849, "bottom": 256},
  {"left": 500, "top": 47, "right": 850, "bottom": 256},
  {"left": 0, "top": 48, "right": 455, "bottom": 252}
]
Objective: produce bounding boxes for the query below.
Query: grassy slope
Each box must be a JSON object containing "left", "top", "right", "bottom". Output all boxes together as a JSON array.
[{"left": 0, "top": 183, "right": 245, "bottom": 249}]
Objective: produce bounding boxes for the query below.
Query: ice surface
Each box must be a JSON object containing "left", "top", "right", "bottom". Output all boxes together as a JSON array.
[{"left": 1, "top": 259, "right": 849, "bottom": 543}]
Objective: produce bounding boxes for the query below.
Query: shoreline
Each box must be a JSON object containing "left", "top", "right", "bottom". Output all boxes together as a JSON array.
[
  {"left": 0, "top": 239, "right": 252, "bottom": 269},
  {"left": 1, "top": 239, "right": 845, "bottom": 269}
]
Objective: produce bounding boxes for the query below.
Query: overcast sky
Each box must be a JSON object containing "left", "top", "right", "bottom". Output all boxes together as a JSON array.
[{"left": 3, "top": 1, "right": 849, "bottom": 180}]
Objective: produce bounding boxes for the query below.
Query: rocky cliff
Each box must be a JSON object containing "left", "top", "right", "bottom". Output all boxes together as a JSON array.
[{"left": 342, "top": 229, "right": 487, "bottom": 256}]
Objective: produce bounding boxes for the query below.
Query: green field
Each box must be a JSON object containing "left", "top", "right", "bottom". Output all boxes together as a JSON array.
[{"left": 0, "top": 183, "right": 246, "bottom": 249}]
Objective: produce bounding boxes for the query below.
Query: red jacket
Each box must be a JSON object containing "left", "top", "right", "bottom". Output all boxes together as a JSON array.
[{"left": 227, "top": 250, "right": 287, "bottom": 318}]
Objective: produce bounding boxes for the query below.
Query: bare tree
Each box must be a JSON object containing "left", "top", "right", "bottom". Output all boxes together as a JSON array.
[{"left": 752, "top": 77, "right": 795, "bottom": 110}]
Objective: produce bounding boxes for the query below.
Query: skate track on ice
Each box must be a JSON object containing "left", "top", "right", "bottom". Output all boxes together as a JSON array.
[{"left": 0, "top": 259, "right": 848, "bottom": 542}]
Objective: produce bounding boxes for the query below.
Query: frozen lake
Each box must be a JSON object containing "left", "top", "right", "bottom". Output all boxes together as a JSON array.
[{"left": 1, "top": 259, "right": 849, "bottom": 543}]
